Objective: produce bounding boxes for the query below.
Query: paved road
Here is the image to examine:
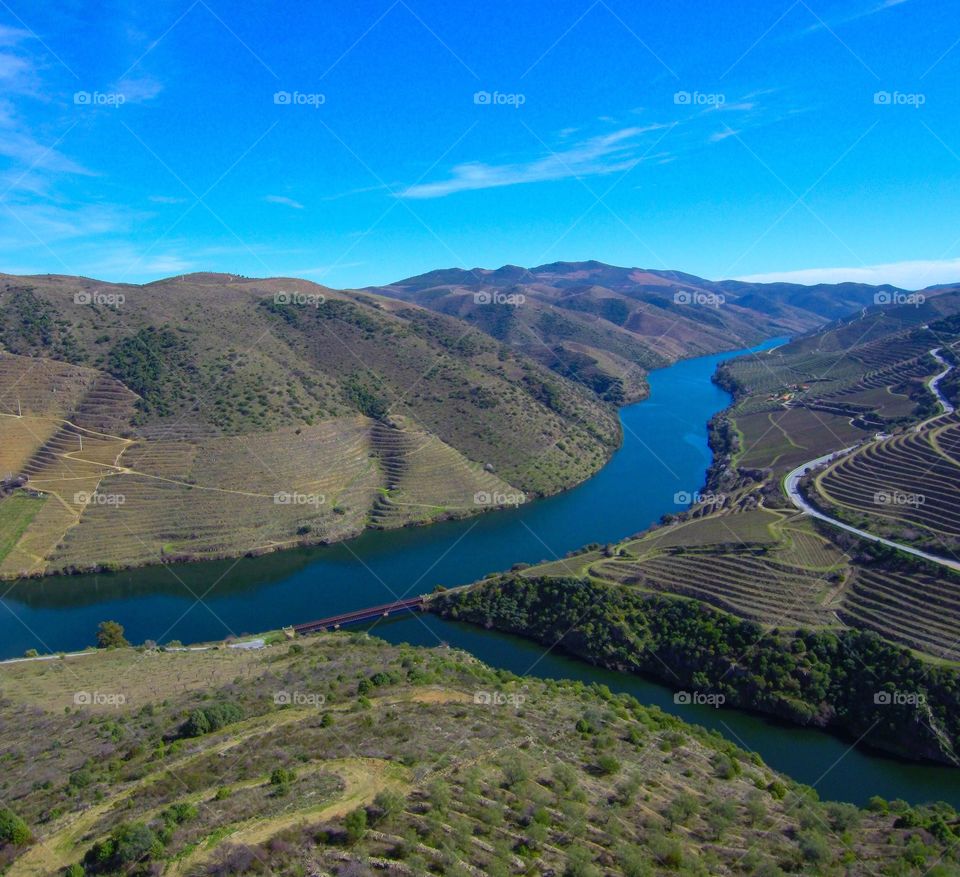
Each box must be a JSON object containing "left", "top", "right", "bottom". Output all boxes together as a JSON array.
[
  {"left": 783, "top": 349, "right": 960, "bottom": 574},
  {"left": 928, "top": 348, "right": 956, "bottom": 415}
]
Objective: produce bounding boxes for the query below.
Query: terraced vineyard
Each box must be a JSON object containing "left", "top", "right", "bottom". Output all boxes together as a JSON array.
[
  {"left": 719, "top": 324, "right": 957, "bottom": 476},
  {"left": 812, "top": 414, "right": 960, "bottom": 553},
  {"left": 734, "top": 407, "right": 868, "bottom": 472},
  {"left": 524, "top": 509, "right": 845, "bottom": 627},
  {"left": 0, "top": 351, "right": 535, "bottom": 576},
  {"left": 1, "top": 633, "right": 955, "bottom": 877},
  {"left": 518, "top": 496, "right": 960, "bottom": 661},
  {"left": 368, "top": 418, "right": 517, "bottom": 528},
  {"left": 841, "top": 565, "right": 960, "bottom": 662}
]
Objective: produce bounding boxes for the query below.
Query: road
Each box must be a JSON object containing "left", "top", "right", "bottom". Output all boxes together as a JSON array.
[
  {"left": 783, "top": 348, "right": 960, "bottom": 574},
  {"left": 928, "top": 347, "right": 956, "bottom": 415}
]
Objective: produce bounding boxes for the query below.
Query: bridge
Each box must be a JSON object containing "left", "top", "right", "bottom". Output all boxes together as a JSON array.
[{"left": 292, "top": 596, "right": 427, "bottom": 635}]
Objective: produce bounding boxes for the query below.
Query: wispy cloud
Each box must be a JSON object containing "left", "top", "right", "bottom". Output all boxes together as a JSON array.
[
  {"left": 800, "top": 0, "right": 913, "bottom": 34},
  {"left": 116, "top": 76, "right": 163, "bottom": 103},
  {"left": 401, "top": 125, "right": 667, "bottom": 199},
  {"left": 709, "top": 129, "right": 740, "bottom": 142},
  {"left": 148, "top": 194, "right": 187, "bottom": 204},
  {"left": 265, "top": 194, "right": 304, "bottom": 209},
  {"left": 737, "top": 257, "right": 960, "bottom": 290}
]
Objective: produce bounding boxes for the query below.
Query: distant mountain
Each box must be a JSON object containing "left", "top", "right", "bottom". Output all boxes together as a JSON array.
[{"left": 370, "top": 260, "right": 929, "bottom": 403}]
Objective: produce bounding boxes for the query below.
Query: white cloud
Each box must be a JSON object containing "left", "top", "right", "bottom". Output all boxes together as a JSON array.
[
  {"left": 401, "top": 125, "right": 667, "bottom": 199},
  {"left": 265, "top": 194, "right": 304, "bottom": 209},
  {"left": 736, "top": 258, "right": 960, "bottom": 290}
]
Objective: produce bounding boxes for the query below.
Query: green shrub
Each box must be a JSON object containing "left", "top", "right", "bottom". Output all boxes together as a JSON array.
[
  {"left": 96, "top": 621, "right": 129, "bottom": 649},
  {"left": 596, "top": 754, "right": 621, "bottom": 776},
  {"left": 83, "top": 822, "right": 160, "bottom": 873},
  {"left": 0, "top": 807, "right": 31, "bottom": 846}
]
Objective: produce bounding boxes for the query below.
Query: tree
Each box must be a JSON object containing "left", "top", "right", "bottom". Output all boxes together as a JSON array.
[
  {"left": 96, "top": 620, "right": 129, "bottom": 649},
  {"left": 0, "top": 808, "right": 31, "bottom": 846},
  {"left": 345, "top": 806, "right": 368, "bottom": 843}
]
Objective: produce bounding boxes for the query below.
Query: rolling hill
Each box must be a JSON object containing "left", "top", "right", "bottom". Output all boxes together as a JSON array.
[{"left": 1, "top": 268, "right": 956, "bottom": 580}]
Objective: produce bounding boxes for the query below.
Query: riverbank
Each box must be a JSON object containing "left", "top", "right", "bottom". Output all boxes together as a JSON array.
[{"left": 431, "top": 573, "right": 960, "bottom": 767}]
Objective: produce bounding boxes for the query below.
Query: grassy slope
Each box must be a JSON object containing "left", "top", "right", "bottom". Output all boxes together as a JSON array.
[
  {"left": 0, "top": 274, "right": 618, "bottom": 488},
  {"left": 0, "top": 634, "right": 956, "bottom": 877},
  {"left": 0, "top": 493, "right": 45, "bottom": 563}
]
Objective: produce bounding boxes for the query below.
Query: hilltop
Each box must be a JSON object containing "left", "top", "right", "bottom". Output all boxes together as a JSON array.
[{"left": 0, "top": 632, "right": 957, "bottom": 876}]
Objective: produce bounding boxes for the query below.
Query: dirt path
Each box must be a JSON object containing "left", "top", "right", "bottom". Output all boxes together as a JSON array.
[{"left": 170, "top": 757, "right": 410, "bottom": 874}]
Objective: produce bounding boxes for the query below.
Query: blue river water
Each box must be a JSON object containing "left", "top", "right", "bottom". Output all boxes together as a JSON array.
[{"left": 1, "top": 337, "right": 957, "bottom": 805}]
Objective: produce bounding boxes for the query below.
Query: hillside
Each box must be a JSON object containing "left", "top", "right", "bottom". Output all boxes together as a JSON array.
[
  {"left": 370, "top": 261, "right": 924, "bottom": 404},
  {"left": 431, "top": 293, "right": 960, "bottom": 763},
  {"left": 0, "top": 273, "right": 618, "bottom": 577},
  {"left": 0, "top": 632, "right": 957, "bottom": 876}
]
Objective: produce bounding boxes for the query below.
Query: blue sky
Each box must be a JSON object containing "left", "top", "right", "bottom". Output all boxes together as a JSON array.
[{"left": 0, "top": 0, "right": 958, "bottom": 289}]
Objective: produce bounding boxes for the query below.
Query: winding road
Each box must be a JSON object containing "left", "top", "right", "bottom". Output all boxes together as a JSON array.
[
  {"left": 783, "top": 348, "right": 960, "bottom": 574},
  {"left": 928, "top": 347, "right": 956, "bottom": 416}
]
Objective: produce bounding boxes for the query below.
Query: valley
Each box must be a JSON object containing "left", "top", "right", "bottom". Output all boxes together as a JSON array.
[{"left": 4, "top": 268, "right": 960, "bottom": 875}]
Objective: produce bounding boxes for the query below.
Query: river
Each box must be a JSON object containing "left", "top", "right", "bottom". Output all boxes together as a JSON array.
[{"left": 2, "top": 338, "right": 957, "bottom": 806}]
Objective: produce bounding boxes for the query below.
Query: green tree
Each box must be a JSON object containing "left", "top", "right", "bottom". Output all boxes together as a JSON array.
[
  {"left": 96, "top": 620, "right": 129, "bottom": 649},
  {"left": 345, "top": 806, "right": 368, "bottom": 843}
]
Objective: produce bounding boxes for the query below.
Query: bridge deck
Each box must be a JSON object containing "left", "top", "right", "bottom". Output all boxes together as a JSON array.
[{"left": 293, "top": 596, "right": 425, "bottom": 634}]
